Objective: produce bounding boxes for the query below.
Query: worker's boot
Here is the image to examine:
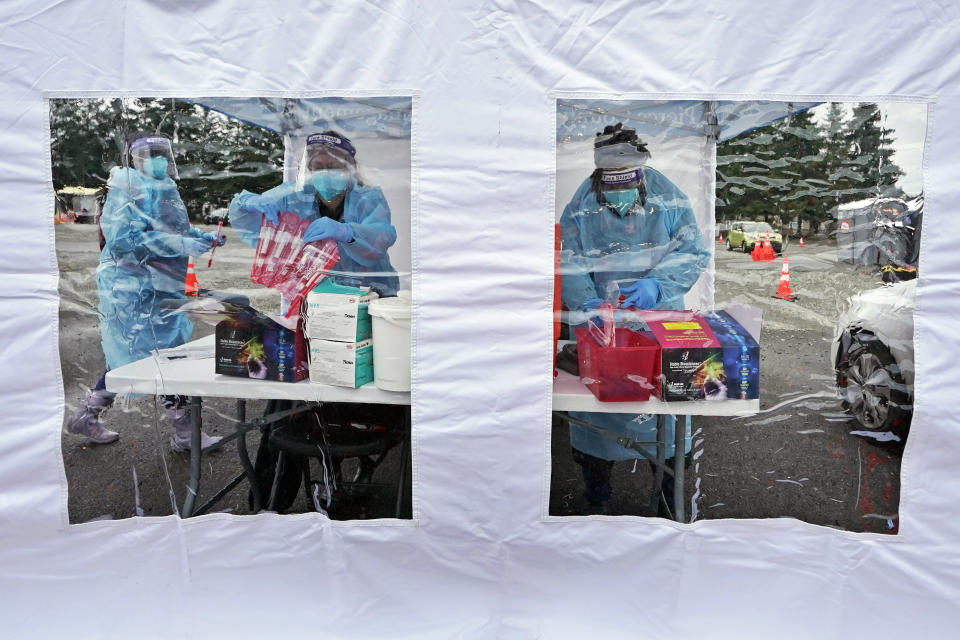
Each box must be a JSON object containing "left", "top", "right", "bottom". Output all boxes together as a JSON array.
[
  {"left": 65, "top": 392, "right": 119, "bottom": 444},
  {"left": 572, "top": 448, "right": 614, "bottom": 516},
  {"left": 167, "top": 406, "right": 223, "bottom": 452}
]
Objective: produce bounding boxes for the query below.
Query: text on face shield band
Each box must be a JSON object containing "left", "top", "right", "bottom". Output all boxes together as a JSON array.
[
  {"left": 306, "top": 133, "right": 356, "bottom": 158},
  {"left": 130, "top": 137, "right": 171, "bottom": 152},
  {"left": 600, "top": 168, "right": 644, "bottom": 186}
]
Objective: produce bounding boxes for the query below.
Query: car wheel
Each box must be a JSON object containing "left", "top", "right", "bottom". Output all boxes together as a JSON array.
[
  {"left": 741, "top": 241, "right": 748, "bottom": 253},
  {"left": 835, "top": 329, "right": 911, "bottom": 441},
  {"left": 726, "top": 239, "right": 734, "bottom": 251}
]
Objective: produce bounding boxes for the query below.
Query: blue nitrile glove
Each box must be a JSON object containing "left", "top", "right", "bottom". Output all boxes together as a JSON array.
[
  {"left": 182, "top": 236, "right": 214, "bottom": 256},
  {"left": 202, "top": 231, "right": 227, "bottom": 247},
  {"left": 303, "top": 217, "right": 353, "bottom": 244},
  {"left": 581, "top": 298, "right": 604, "bottom": 311},
  {"left": 239, "top": 193, "right": 281, "bottom": 225},
  {"left": 580, "top": 297, "right": 606, "bottom": 328},
  {"left": 620, "top": 278, "right": 660, "bottom": 309}
]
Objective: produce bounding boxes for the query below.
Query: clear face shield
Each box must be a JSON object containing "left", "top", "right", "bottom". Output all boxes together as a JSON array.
[
  {"left": 128, "top": 136, "right": 178, "bottom": 180},
  {"left": 295, "top": 132, "right": 357, "bottom": 202},
  {"left": 599, "top": 167, "right": 645, "bottom": 216}
]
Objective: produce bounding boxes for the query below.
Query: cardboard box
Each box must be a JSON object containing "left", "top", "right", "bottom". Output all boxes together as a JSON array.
[
  {"left": 304, "top": 280, "right": 378, "bottom": 343},
  {"left": 308, "top": 338, "right": 374, "bottom": 388},
  {"left": 215, "top": 314, "right": 308, "bottom": 382},
  {"left": 638, "top": 311, "right": 724, "bottom": 401},
  {"left": 702, "top": 310, "right": 760, "bottom": 399}
]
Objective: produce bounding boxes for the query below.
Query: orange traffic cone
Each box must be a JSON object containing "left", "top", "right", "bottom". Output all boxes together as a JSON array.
[
  {"left": 717, "top": 232, "right": 724, "bottom": 243},
  {"left": 751, "top": 239, "right": 762, "bottom": 261},
  {"left": 776, "top": 256, "right": 794, "bottom": 301},
  {"left": 799, "top": 236, "right": 804, "bottom": 248},
  {"left": 761, "top": 238, "right": 776, "bottom": 261},
  {"left": 185, "top": 259, "right": 199, "bottom": 296}
]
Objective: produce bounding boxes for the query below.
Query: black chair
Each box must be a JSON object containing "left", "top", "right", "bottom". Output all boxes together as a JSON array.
[{"left": 258, "top": 402, "right": 410, "bottom": 518}]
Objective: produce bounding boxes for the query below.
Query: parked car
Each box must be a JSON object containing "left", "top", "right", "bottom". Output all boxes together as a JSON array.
[
  {"left": 726, "top": 221, "right": 783, "bottom": 254},
  {"left": 203, "top": 207, "right": 229, "bottom": 225},
  {"left": 833, "top": 280, "right": 915, "bottom": 441},
  {"left": 74, "top": 207, "right": 96, "bottom": 224}
]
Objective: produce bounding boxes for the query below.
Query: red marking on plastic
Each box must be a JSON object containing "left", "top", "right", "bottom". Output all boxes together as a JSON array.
[{"left": 882, "top": 483, "right": 895, "bottom": 506}]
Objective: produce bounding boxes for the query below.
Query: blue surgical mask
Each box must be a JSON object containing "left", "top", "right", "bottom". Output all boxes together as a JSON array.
[
  {"left": 311, "top": 170, "right": 349, "bottom": 201},
  {"left": 604, "top": 188, "right": 639, "bottom": 216},
  {"left": 141, "top": 156, "right": 168, "bottom": 180}
]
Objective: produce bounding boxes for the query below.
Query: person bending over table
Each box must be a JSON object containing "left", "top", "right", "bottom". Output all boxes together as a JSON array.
[{"left": 560, "top": 123, "right": 710, "bottom": 516}]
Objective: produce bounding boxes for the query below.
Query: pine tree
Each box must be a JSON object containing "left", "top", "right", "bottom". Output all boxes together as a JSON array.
[
  {"left": 777, "top": 109, "right": 831, "bottom": 234},
  {"left": 842, "top": 103, "right": 904, "bottom": 200},
  {"left": 49, "top": 98, "right": 284, "bottom": 221}
]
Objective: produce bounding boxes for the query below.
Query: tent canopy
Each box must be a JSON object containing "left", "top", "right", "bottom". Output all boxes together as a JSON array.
[
  {"left": 186, "top": 97, "right": 412, "bottom": 138},
  {"left": 558, "top": 99, "right": 822, "bottom": 143}
]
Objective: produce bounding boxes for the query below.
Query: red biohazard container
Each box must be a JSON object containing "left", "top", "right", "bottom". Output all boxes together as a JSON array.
[{"left": 575, "top": 327, "right": 661, "bottom": 402}]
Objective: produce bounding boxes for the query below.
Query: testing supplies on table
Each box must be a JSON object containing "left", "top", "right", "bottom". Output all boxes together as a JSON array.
[
  {"left": 305, "top": 279, "right": 378, "bottom": 342},
  {"left": 215, "top": 308, "right": 308, "bottom": 382},
  {"left": 575, "top": 307, "right": 761, "bottom": 403},
  {"left": 304, "top": 281, "right": 377, "bottom": 388}
]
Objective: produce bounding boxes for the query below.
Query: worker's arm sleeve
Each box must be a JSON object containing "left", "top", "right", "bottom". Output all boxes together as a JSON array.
[
  {"left": 227, "top": 189, "right": 269, "bottom": 249},
  {"left": 100, "top": 188, "right": 192, "bottom": 259},
  {"left": 645, "top": 191, "right": 710, "bottom": 302},
  {"left": 340, "top": 189, "right": 397, "bottom": 268},
  {"left": 559, "top": 200, "right": 600, "bottom": 312}
]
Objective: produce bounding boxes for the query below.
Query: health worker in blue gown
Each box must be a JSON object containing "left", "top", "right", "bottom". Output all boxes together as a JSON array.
[
  {"left": 228, "top": 130, "right": 399, "bottom": 300},
  {"left": 66, "top": 132, "right": 224, "bottom": 451},
  {"left": 559, "top": 122, "right": 710, "bottom": 516}
]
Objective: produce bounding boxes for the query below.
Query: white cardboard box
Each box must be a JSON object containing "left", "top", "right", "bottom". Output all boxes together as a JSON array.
[
  {"left": 305, "top": 285, "right": 378, "bottom": 343},
  {"left": 308, "top": 338, "right": 374, "bottom": 388}
]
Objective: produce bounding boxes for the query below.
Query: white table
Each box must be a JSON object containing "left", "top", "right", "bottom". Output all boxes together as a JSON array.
[
  {"left": 106, "top": 335, "right": 410, "bottom": 404},
  {"left": 106, "top": 335, "right": 410, "bottom": 516},
  {"left": 552, "top": 343, "right": 759, "bottom": 521}
]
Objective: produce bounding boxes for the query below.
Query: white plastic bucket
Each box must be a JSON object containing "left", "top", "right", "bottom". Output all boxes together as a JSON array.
[{"left": 368, "top": 292, "right": 412, "bottom": 392}]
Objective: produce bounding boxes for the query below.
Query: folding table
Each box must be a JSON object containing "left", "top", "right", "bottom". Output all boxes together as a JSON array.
[
  {"left": 106, "top": 334, "right": 410, "bottom": 517},
  {"left": 553, "top": 358, "right": 758, "bottom": 522}
]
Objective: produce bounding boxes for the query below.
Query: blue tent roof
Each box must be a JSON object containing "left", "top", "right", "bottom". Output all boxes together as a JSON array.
[
  {"left": 557, "top": 99, "right": 822, "bottom": 143},
  {"left": 185, "top": 97, "right": 412, "bottom": 138}
]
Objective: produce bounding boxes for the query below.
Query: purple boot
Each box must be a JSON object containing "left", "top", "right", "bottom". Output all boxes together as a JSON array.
[
  {"left": 166, "top": 407, "right": 223, "bottom": 453},
  {"left": 65, "top": 392, "right": 120, "bottom": 444}
]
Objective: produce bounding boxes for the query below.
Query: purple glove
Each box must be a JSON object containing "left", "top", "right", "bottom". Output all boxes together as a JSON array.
[
  {"left": 620, "top": 278, "right": 660, "bottom": 309},
  {"left": 303, "top": 217, "right": 353, "bottom": 244},
  {"left": 239, "top": 193, "right": 281, "bottom": 225}
]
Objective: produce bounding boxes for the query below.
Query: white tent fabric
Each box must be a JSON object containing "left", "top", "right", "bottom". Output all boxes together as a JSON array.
[{"left": 1, "top": 1, "right": 958, "bottom": 637}]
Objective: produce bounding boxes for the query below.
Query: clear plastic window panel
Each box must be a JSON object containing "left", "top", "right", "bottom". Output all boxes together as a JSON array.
[
  {"left": 52, "top": 96, "right": 413, "bottom": 522},
  {"left": 550, "top": 99, "right": 925, "bottom": 533}
]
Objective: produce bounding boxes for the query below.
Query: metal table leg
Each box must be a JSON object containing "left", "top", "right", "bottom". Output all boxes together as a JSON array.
[
  {"left": 394, "top": 410, "right": 411, "bottom": 518},
  {"left": 673, "top": 415, "right": 685, "bottom": 523},
  {"left": 182, "top": 396, "right": 203, "bottom": 518},
  {"left": 649, "top": 414, "right": 666, "bottom": 514}
]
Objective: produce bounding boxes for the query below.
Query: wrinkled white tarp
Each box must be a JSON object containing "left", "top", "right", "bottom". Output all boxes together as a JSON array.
[{"left": 1, "top": 1, "right": 958, "bottom": 637}]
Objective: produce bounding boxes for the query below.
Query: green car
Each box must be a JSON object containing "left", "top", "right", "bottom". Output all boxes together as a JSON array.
[{"left": 726, "top": 221, "right": 783, "bottom": 254}]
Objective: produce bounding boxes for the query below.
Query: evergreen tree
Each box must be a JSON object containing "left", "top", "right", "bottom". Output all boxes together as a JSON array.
[
  {"left": 717, "top": 102, "right": 907, "bottom": 236},
  {"left": 50, "top": 98, "right": 283, "bottom": 221},
  {"left": 842, "top": 103, "right": 904, "bottom": 200},
  {"left": 777, "top": 109, "right": 831, "bottom": 234}
]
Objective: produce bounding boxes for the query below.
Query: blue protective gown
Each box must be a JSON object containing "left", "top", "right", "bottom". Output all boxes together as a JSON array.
[
  {"left": 560, "top": 168, "right": 710, "bottom": 460},
  {"left": 97, "top": 167, "right": 207, "bottom": 369},
  {"left": 229, "top": 179, "right": 399, "bottom": 297}
]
